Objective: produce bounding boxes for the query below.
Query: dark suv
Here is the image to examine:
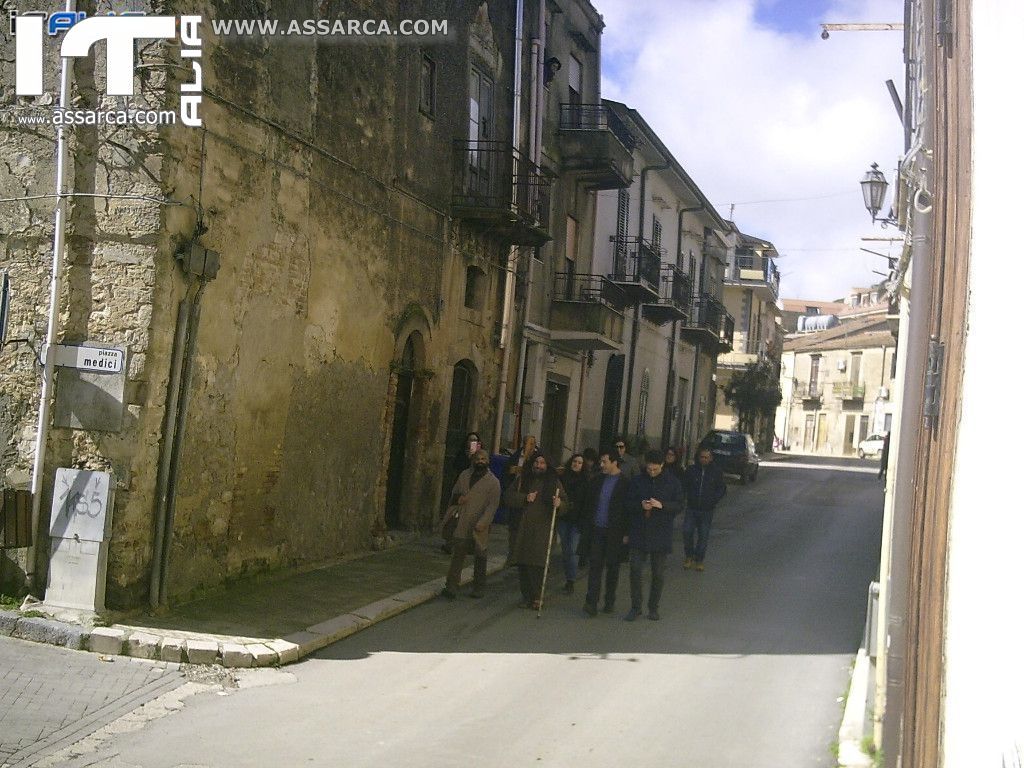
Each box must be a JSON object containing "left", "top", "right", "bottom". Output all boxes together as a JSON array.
[{"left": 699, "top": 430, "right": 760, "bottom": 484}]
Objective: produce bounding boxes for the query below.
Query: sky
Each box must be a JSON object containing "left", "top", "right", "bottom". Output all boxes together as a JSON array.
[{"left": 596, "top": 0, "right": 905, "bottom": 301}]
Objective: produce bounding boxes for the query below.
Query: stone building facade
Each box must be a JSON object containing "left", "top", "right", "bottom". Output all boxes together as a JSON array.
[{"left": 1, "top": 0, "right": 554, "bottom": 607}]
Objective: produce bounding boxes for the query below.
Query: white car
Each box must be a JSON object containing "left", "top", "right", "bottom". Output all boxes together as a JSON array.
[{"left": 858, "top": 433, "right": 887, "bottom": 459}]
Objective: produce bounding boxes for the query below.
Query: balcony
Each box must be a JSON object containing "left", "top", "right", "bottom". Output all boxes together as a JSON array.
[
  {"left": 609, "top": 236, "right": 662, "bottom": 302},
  {"left": 642, "top": 264, "right": 691, "bottom": 324},
  {"left": 452, "top": 140, "right": 551, "bottom": 246},
  {"left": 833, "top": 381, "right": 866, "bottom": 400},
  {"left": 795, "top": 382, "right": 823, "bottom": 401},
  {"left": 726, "top": 252, "right": 780, "bottom": 302},
  {"left": 558, "top": 104, "right": 636, "bottom": 190},
  {"left": 549, "top": 273, "right": 627, "bottom": 351},
  {"left": 681, "top": 293, "right": 733, "bottom": 351}
]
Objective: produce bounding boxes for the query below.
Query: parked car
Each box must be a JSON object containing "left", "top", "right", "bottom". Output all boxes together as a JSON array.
[
  {"left": 858, "top": 434, "right": 887, "bottom": 459},
  {"left": 699, "top": 430, "right": 759, "bottom": 484}
]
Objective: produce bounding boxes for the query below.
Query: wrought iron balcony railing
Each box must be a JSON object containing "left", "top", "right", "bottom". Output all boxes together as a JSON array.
[
  {"left": 558, "top": 103, "right": 638, "bottom": 151},
  {"left": 553, "top": 272, "right": 628, "bottom": 309},
  {"left": 833, "top": 381, "right": 866, "bottom": 399},
  {"left": 610, "top": 236, "right": 662, "bottom": 292},
  {"left": 641, "top": 264, "right": 691, "bottom": 324},
  {"left": 452, "top": 140, "right": 550, "bottom": 239},
  {"left": 795, "top": 382, "right": 823, "bottom": 399}
]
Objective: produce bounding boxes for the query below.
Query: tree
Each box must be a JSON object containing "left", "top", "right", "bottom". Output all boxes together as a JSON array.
[{"left": 722, "top": 361, "right": 782, "bottom": 451}]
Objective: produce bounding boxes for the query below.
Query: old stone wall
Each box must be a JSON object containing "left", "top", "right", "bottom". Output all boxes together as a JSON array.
[{"left": 3, "top": 0, "right": 517, "bottom": 607}]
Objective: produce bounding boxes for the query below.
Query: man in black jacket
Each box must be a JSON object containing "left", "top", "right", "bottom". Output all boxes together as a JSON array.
[
  {"left": 582, "top": 451, "right": 631, "bottom": 617},
  {"left": 681, "top": 447, "right": 727, "bottom": 571},
  {"left": 624, "top": 449, "right": 684, "bottom": 621}
]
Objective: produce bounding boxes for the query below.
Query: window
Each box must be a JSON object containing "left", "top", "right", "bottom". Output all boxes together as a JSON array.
[
  {"left": 467, "top": 67, "right": 494, "bottom": 193},
  {"left": 809, "top": 355, "right": 821, "bottom": 393},
  {"left": 849, "top": 352, "right": 862, "bottom": 384},
  {"left": 567, "top": 54, "right": 583, "bottom": 106},
  {"left": 565, "top": 215, "right": 578, "bottom": 263},
  {"left": 464, "top": 266, "right": 486, "bottom": 310},
  {"left": 419, "top": 53, "right": 436, "bottom": 116},
  {"left": 652, "top": 216, "right": 662, "bottom": 252},
  {"left": 636, "top": 369, "right": 651, "bottom": 437},
  {"left": 469, "top": 67, "right": 493, "bottom": 143}
]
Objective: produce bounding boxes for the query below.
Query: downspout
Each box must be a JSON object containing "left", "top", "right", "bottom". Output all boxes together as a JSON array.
[
  {"left": 492, "top": 0, "right": 526, "bottom": 454},
  {"left": 512, "top": 0, "right": 545, "bottom": 446},
  {"left": 621, "top": 160, "right": 668, "bottom": 437},
  {"left": 662, "top": 205, "right": 703, "bottom": 447},
  {"left": 881, "top": 2, "right": 935, "bottom": 757},
  {"left": 149, "top": 278, "right": 200, "bottom": 608},
  {"left": 27, "top": 0, "right": 75, "bottom": 590},
  {"left": 156, "top": 278, "right": 210, "bottom": 606}
]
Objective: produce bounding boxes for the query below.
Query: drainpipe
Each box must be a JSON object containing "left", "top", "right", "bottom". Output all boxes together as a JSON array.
[
  {"left": 620, "top": 160, "right": 668, "bottom": 437},
  {"left": 149, "top": 278, "right": 199, "bottom": 607},
  {"left": 510, "top": 0, "right": 545, "bottom": 447},
  {"left": 492, "top": 0, "right": 526, "bottom": 454},
  {"left": 27, "top": 0, "right": 75, "bottom": 591},
  {"left": 687, "top": 341, "right": 701, "bottom": 460},
  {"left": 156, "top": 277, "right": 210, "bottom": 606},
  {"left": 149, "top": 240, "right": 218, "bottom": 607},
  {"left": 661, "top": 205, "right": 703, "bottom": 447},
  {"left": 881, "top": 13, "right": 936, "bottom": 759}
]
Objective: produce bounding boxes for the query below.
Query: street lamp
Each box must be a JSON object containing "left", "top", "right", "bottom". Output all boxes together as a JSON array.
[{"left": 861, "top": 163, "right": 898, "bottom": 226}]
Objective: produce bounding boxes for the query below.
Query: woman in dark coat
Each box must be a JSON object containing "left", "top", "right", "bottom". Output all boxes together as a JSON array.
[
  {"left": 504, "top": 452, "right": 564, "bottom": 609},
  {"left": 557, "top": 454, "right": 589, "bottom": 594},
  {"left": 663, "top": 446, "right": 685, "bottom": 484}
]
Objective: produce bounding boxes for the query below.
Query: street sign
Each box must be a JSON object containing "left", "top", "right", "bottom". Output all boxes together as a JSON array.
[{"left": 51, "top": 344, "right": 124, "bottom": 373}]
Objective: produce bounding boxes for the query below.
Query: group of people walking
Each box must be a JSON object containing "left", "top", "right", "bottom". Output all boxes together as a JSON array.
[{"left": 439, "top": 435, "right": 727, "bottom": 621}]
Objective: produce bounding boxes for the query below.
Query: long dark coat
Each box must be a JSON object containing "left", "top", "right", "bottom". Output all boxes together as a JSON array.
[
  {"left": 504, "top": 475, "right": 565, "bottom": 567},
  {"left": 627, "top": 471, "right": 684, "bottom": 553},
  {"left": 584, "top": 473, "right": 632, "bottom": 564}
]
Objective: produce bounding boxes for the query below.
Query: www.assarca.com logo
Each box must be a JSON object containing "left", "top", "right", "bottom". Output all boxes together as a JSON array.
[{"left": 12, "top": 13, "right": 203, "bottom": 127}]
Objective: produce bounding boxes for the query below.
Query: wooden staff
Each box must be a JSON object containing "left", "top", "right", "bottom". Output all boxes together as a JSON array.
[{"left": 536, "top": 486, "right": 560, "bottom": 617}]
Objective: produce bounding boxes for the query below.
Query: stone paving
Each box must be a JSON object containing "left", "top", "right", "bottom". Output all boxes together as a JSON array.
[
  {"left": 0, "top": 530, "right": 512, "bottom": 764},
  {"left": 0, "top": 636, "right": 184, "bottom": 768}
]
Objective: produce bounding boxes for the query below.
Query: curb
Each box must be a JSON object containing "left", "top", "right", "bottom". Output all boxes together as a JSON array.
[
  {"left": 0, "top": 556, "right": 505, "bottom": 668},
  {"left": 838, "top": 647, "right": 873, "bottom": 767}
]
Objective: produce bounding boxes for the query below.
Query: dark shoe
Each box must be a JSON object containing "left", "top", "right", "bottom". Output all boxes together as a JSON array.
[
  {"left": 624, "top": 608, "right": 642, "bottom": 622},
  {"left": 441, "top": 543, "right": 453, "bottom": 555},
  {"left": 583, "top": 602, "right": 598, "bottom": 617},
  {"left": 469, "top": 589, "right": 484, "bottom": 599},
  {"left": 440, "top": 587, "right": 457, "bottom": 600},
  {"left": 648, "top": 610, "right": 660, "bottom": 621},
  {"left": 601, "top": 604, "right": 615, "bottom": 614},
  {"left": 563, "top": 581, "right": 574, "bottom": 595}
]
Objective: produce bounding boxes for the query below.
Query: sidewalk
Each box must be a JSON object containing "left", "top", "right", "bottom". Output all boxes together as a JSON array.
[{"left": 0, "top": 528, "right": 509, "bottom": 669}]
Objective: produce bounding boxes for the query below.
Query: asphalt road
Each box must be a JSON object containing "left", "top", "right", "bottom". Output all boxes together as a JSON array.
[{"left": 18, "top": 456, "right": 884, "bottom": 768}]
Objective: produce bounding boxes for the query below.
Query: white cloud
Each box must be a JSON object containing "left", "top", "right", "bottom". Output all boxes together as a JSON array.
[{"left": 597, "top": 0, "right": 905, "bottom": 300}]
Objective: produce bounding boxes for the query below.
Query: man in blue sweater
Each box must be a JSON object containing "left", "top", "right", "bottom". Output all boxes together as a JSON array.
[{"left": 624, "top": 449, "right": 684, "bottom": 621}]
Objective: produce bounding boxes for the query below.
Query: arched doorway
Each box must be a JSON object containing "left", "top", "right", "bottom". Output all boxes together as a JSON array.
[
  {"left": 384, "top": 334, "right": 422, "bottom": 529},
  {"left": 441, "top": 360, "right": 477, "bottom": 508}
]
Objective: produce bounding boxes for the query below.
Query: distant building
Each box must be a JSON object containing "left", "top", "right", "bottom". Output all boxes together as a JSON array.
[
  {"left": 775, "top": 290, "right": 896, "bottom": 455},
  {"left": 714, "top": 228, "right": 782, "bottom": 452}
]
